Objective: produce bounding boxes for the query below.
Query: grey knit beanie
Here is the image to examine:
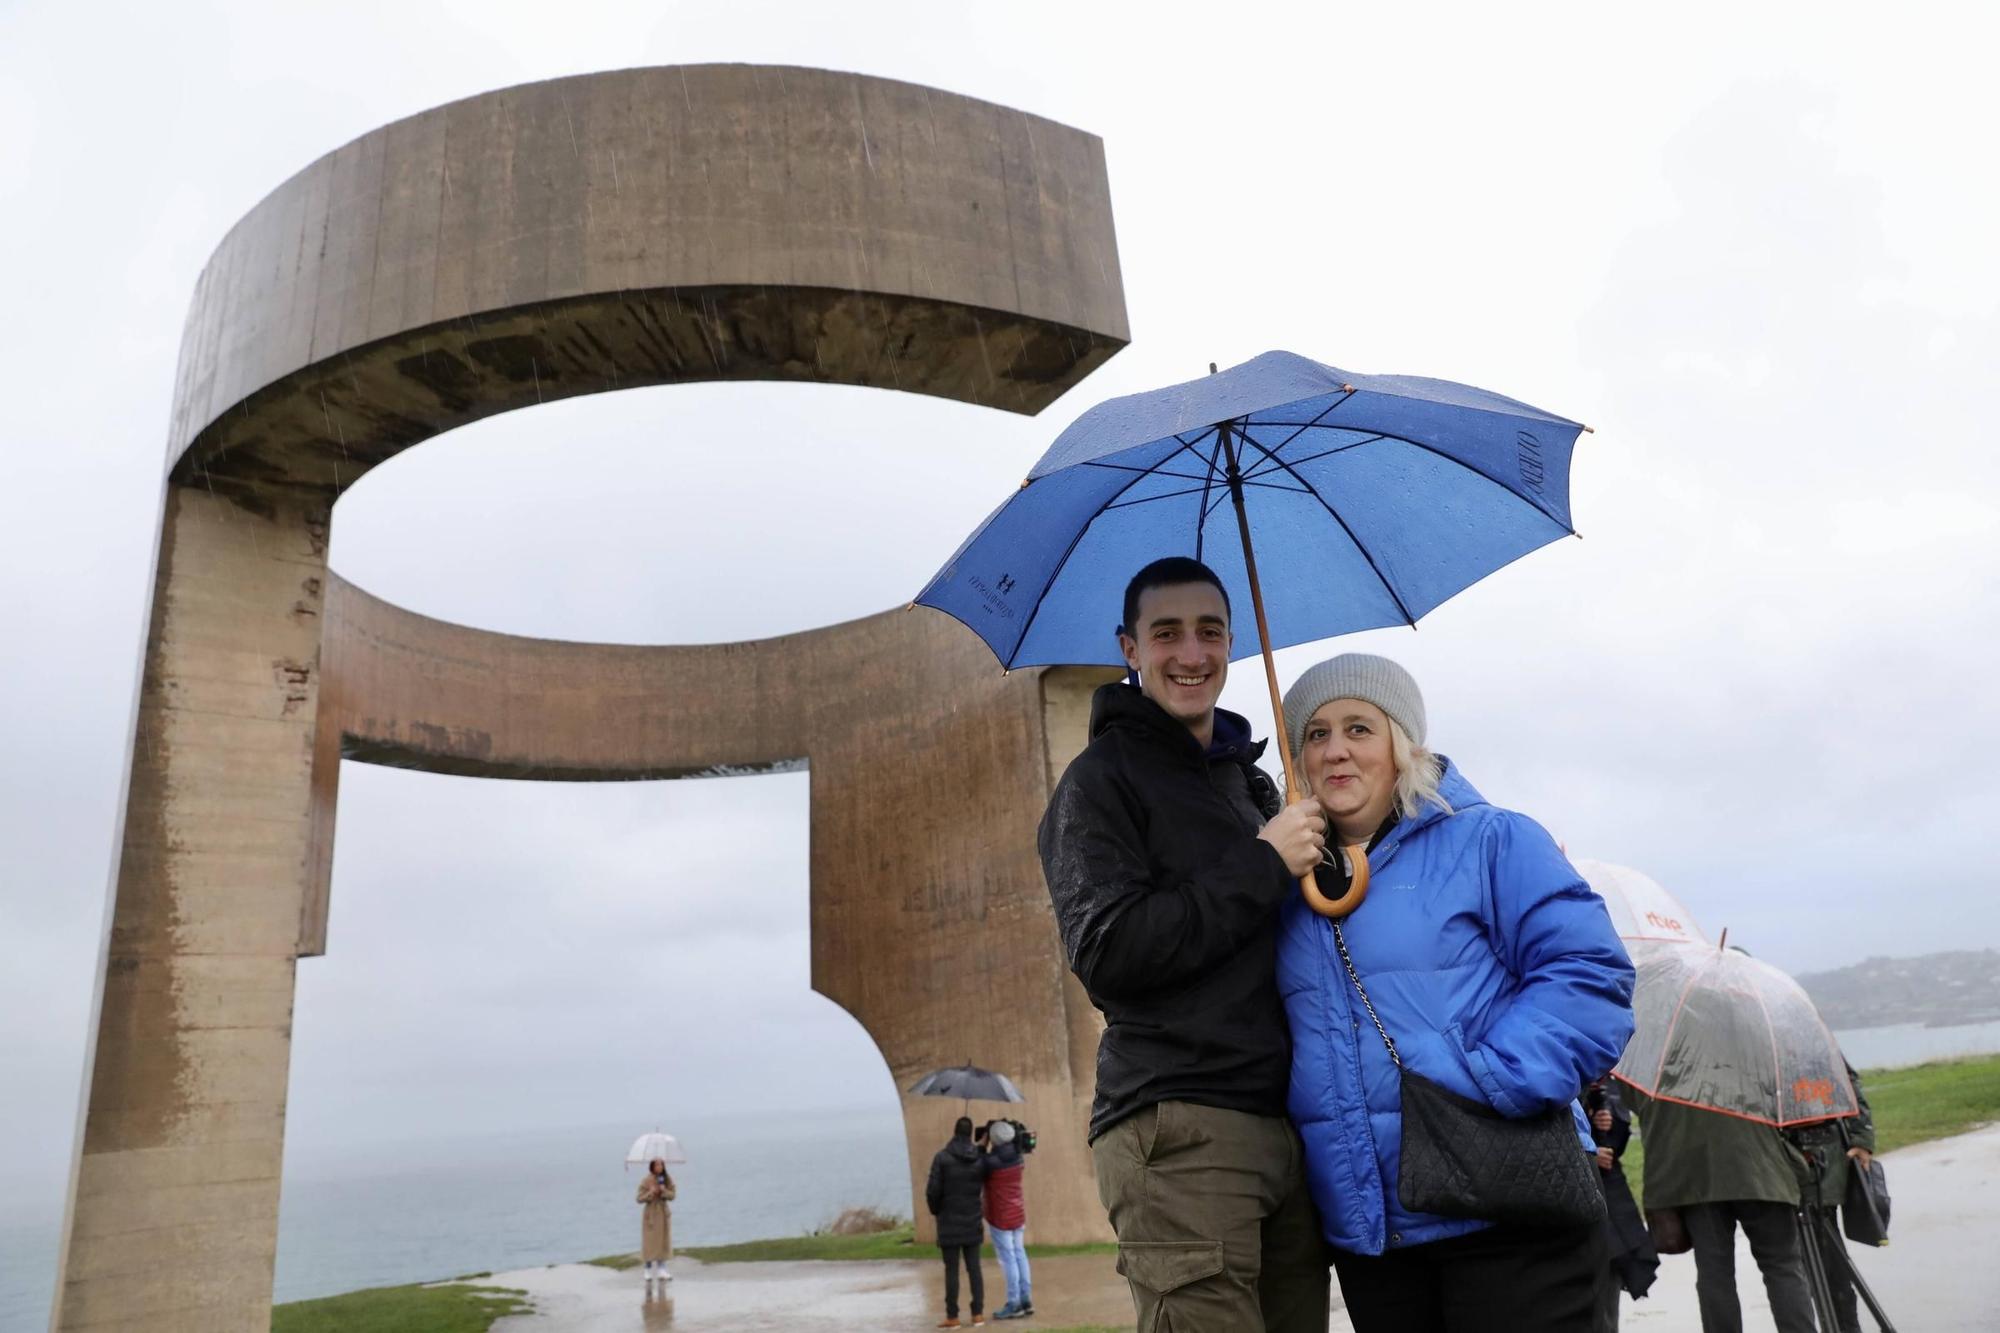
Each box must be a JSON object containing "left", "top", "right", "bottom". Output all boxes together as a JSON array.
[
  {"left": 1282, "top": 653, "right": 1427, "bottom": 758},
  {"left": 988, "top": 1120, "right": 1016, "bottom": 1144}
]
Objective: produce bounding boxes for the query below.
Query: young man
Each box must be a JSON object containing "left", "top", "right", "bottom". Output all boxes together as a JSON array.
[
  {"left": 925, "top": 1116, "right": 990, "bottom": 1328},
  {"left": 1038, "top": 556, "right": 1330, "bottom": 1332},
  {"left": 981, "top": 1120, "right": 1033, "bottom": 1320}
]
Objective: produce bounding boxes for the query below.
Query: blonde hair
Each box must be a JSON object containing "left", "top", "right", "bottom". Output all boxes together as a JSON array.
[{"left": 1389, "top": 718, "right": 1451, "bottom": 820}]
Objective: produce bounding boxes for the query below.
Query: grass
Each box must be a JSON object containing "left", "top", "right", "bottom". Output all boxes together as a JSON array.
[
  {"left": 1623, "top": 1052, "right": 2000, "bottom": 1206},
  {"left": 270, "top": 1281, "right": 531, "bottom": 1332}
]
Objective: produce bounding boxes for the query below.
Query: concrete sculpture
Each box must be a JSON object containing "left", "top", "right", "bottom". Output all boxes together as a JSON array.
[{"left": 54, "top": 65, "right": 1127, "bottom": 1329}]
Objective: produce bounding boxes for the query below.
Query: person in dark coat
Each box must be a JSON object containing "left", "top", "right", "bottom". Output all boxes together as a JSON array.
[
  {"left": 1587, "top": 1076, "right": 1657, "bottom": 1330},
  {"left": 1624, "top": 1086, "right": 1815, "bottom": 1333},
  {"left": 980, "top": 1120, "right": 1033, "bottom": 1319},
  {"left": 1039, "top": 557, "right": 1331, "bottom": 1333},
  {"left": 926, "top": 1116, "right": 991, "bottom": 1327},
  {"left": 1789, "top": 1059, "right": 1877, "bottom": 1333}
]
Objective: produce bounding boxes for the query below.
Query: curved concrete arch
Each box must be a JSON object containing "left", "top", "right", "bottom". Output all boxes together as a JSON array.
[{"left": 59, "top": 65, "right": 1126, "bottom": 1330}]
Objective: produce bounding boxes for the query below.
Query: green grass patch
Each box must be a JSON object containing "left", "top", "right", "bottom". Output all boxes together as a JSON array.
[
  {"left": 679, "top": 1225, "right": 922, "bottom": 1262},
  {"left": 271, "top": 1281, "right": 531, "bottom": 1332},
  {"left": 582, "top": 1251, "right": 642, "bottom": 1271},
  {"left": 1624, "top": 1053, "right": 2000, "bottom": 1207},
  {"left": 1855, "top": 1053, "right": 2000, "bottom": 1153}
]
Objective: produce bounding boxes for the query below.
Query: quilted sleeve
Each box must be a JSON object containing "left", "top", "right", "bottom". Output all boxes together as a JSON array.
[{"left": 1459, "top": 812, "right": 1636, "bottom": 1117}]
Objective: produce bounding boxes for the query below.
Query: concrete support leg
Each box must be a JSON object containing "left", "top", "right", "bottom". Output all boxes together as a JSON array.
[{"left": 53, "top": 485, "right": 328, "bottom": 1331}]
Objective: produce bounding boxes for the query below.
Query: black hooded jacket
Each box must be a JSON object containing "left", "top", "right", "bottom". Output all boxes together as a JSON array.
[
  {"left": 925, "top": 1135, "right": 990, "bottom": 1248},
  {"left": 1038, "top": 683, "right": 1291, "bottom": 1140}
]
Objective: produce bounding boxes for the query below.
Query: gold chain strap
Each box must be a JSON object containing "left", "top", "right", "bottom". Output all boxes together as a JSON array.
[{"left": 1332, "top": 922, "right": 1400, "bottom": 1069}]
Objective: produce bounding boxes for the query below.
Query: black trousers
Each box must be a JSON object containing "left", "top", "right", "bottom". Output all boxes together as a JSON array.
[
  {"left": 1682, "top": 1200, "right": 1816, "bottom": 1333},
  {"left": 940, "top": 1242, "right": 984, "bottom": 1317},
  {"left": 1332, "top": 1221, "right": 1607, "bottom": 1333}
]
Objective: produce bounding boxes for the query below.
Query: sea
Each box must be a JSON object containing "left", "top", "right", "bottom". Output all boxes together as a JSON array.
[
  {"left": 0, "top": 1106, "right": 908, "bottom": 1333},
  {"left": 8, "top": 1021, "right": 2000, "bottom": 1331}
]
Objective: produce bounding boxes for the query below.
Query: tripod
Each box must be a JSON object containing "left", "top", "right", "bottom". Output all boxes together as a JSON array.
[{"left": 1793, "top": 1145, "right": 1897, "bottom": 1332}]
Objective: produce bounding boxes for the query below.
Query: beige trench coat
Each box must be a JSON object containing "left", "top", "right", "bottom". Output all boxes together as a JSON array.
[{"left": 637, "top": 1173, "right": 675, "bottom": 1261}]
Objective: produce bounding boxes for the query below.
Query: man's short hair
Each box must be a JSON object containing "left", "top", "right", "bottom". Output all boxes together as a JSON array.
[
  {"left": 954, "top": 1116, "right": 974, "bottom": 1138},
  {"left": 1122, "top": 556, "right": 1231, "bottom": 637}
]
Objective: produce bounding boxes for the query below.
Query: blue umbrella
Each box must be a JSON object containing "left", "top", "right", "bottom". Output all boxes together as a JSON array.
[{"left": 916, "top": 350, "right": 1589, "bottom": 916}]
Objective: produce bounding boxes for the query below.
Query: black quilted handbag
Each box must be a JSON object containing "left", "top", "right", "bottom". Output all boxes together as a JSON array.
[{"left": 1334, "top": 923, "right": 1606, "bottom": 1229}]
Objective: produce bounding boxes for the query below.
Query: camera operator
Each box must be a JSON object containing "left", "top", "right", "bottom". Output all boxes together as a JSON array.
[
  {"left": 982, "top": 1120, "right": 1034, "bottom": 1320},
  {"left": 1787, "top": 1061, "right": 1876, "bottom": 1333}
]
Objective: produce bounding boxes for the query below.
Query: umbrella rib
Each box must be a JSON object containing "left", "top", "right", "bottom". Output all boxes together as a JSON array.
[
  {"left": 1241, "top": 433, "right": 1386, "bottom": 481},
  {"left": 1193, "top": 429, "right": 1227, "bottom": 563},
  {"left": 1238, "top": 392, "right": 1351, "bottom": 462},
  {"left": 1104, "top": 482, "right": 1234, "bottom": 510},
  {"left": 1232, "top": 430, "right": 1421, "bottom": 628},
  {"left": 1003, "top": 461, "right": 1165, "bottom": 664},
  {"left": 1650, "top": 954, "right": 1708, "bottom": 1095},
  {"left": 1081, "top": 460, "right": 1217, "bottom": 483},
  {"left": 1277, "top": 424, "right": 1573, "bottom": 530},
  {"left": 1745, "top": 970, "right": 1788, "bottom": 1123}
]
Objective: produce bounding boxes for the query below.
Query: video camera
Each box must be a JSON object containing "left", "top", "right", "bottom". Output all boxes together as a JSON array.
[{"left": 976, "top": 1117, "right": 1037, "bottom": 1154}]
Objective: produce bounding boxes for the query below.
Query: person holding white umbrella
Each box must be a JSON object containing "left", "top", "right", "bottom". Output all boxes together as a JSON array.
[{"left": 626, "top": 1132, "right": 686, "bottom": 1289}]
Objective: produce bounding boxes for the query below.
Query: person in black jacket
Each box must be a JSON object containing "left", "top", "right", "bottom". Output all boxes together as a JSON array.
[
  {"left": 1586, "top": 1075, "right": 1657, "bottom": 1330},
  {"left": 926, "top": 1116, "right": 991, "bottom": 1328},
  {"left": 1038, "top": 557, "right": 1331, "bottom": 1333}
]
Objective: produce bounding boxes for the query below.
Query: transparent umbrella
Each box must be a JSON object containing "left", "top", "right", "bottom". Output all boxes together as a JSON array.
[
  {"left": 1574, "top": 858, "right": 1708, "bottom": 947},
  {"left": 1614, "top": 941, "right": 1857, "bottom": 1127},
  {"left": 625, "top": 1131, "right": 687, "bottom": 1169}
]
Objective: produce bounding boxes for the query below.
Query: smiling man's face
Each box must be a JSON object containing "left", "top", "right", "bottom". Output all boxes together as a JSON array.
[{"left": 1119, "top": 580, "right": 1231, "bottom": 741}]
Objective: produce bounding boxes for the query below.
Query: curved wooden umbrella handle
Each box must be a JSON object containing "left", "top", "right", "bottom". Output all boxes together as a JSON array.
[{"left": 1300, "top": 846, "right": 1370, "bottom": 919}]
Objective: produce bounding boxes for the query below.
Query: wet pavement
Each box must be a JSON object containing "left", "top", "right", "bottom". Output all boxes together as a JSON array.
[
  {"left": 470, "top": 1251, "right": 1139, "bottom": 1332},
  {"left": 1610, "top": 1122, "right": 2000, "bottom": 1333},
  {"left": 463, "top": 1125, "right": 1998, "bottom": 1331}
]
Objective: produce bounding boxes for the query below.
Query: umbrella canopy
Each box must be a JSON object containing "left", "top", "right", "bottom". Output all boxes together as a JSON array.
[
  {"left": 1574, "top": 858, "right": 1709, "bottom": 947},
  {"left": 625, "top": 1132, "right": 687, "bottom": 1167},
  {"left": 907, "top": 1063, "right": 1025, "bottom": 1104},
  {"left": 916, "top": 349, "right": 1586, "bottom": 667},
  {"left": 1614, "top": 942, "right": 1858, "bottom": 1127},
  {"left": 917, "top": 349, "right": 1588, "bottom": 920}
]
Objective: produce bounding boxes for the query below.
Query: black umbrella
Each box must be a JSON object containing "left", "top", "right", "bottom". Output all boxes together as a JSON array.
[{"left": 908, "top": 1062, "right": 1025, "bottom": 1107}]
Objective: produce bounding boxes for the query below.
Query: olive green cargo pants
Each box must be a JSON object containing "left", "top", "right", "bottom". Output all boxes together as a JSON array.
[{"left": 1093, "top": 1100, "right": 1330, "bottom": 1332}]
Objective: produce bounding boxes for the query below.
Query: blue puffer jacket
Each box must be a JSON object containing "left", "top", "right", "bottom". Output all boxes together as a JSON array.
[{"left": 1278, "top": 762, "right": 1634, "bottom": 1255}]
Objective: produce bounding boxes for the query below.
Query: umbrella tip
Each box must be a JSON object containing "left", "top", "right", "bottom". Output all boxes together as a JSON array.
[
  {"left": 1582, "top": 424, "right": 1596, "bottom": 434},
  {"left": 1019, "top": 477, "right": 1031, "bottom": 489},
  {"left": 1209, "top": 362, "right": 1217, "bottom": 374}
]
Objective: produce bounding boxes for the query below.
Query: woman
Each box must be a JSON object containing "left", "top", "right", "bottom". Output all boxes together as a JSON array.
[
  {"left": 1276, "top": 653, "right": 1635, "bottom": 1332},
  {"left": 636, "top": 1157, "right": 675, "bottom": 1286}
]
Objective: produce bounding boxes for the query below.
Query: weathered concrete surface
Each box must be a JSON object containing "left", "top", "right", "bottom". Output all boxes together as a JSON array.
[
  {"left": 56, "top": 64, "right": 1126, "bottom": 1332},
  {"left": 311, "top": 577, "right": 1120, "bottom": 1250}
]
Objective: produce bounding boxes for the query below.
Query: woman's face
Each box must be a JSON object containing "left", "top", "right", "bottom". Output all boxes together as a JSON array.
[
  {"left": 649, "top": 1158, "right": 666, "bottom": 1175},
  {"left": 1301, "top": 698, "right": 1398, "bottom": 836}
]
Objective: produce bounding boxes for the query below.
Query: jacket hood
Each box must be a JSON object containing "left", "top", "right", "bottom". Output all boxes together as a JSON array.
[
  {"left": 1392, "top": 757, "right": 1484, "bottom": 840},
  {"left": 1088, "top": 683, "right": 1268, "bottom": 765},
  {"left": 944, "top": 1137, "right": 982, "bottom": 1162}
]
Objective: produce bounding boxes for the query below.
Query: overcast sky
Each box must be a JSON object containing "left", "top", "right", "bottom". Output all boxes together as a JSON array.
[{"left": 3, "top": 0, "right": 1997, "bottom": 1234}]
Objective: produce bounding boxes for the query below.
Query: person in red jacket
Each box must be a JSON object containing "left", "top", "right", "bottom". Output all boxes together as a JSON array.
[{"left": 981, "top": 1121, "right": 1033, "bottom": 1319}]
